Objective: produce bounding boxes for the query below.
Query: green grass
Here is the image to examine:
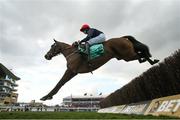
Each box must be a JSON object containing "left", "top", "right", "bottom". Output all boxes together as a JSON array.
[{"left": 0, "top": 112, "right": 178, "bottom": 119}]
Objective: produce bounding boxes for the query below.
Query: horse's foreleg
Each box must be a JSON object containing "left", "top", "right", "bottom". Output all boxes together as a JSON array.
[{"left": 40, "top": 69, "right": 77, "bottom": 101}]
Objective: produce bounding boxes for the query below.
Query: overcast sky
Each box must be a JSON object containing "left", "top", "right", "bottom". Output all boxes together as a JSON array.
[{"left": 0, "top": 0, "right": 180, "bottom": 105}]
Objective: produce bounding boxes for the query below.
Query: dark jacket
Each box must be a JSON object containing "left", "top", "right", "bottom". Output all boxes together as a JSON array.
[{"left": 81, "top": 28, "right": 103, "bottom": 43}]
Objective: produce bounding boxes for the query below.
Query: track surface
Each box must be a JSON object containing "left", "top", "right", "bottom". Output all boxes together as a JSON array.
[{"left": 0, "top": 112, "right": 177, "bottom": 119}]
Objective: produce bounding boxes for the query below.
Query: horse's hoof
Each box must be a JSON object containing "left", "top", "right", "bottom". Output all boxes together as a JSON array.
[
  {"left": 40, "top": 98, "right": 45, "bottom": 101},
  {"left": 47, "top": 96, "right": 53, "bottom": 100},
  {"left": 154, "top": 59, "right": 159, "bottom": 63},
  {"left": 40, "top": 97, "right": 46, "bottom": 101},
  {"left": 40, "top": 96, "right": 53, "bottom": 101},
  {"left": 150, "top": 59, "right": 160, "bottom": 65}
]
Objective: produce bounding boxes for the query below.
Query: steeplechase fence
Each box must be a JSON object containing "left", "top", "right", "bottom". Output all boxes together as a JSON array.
[{"left": 98, "top": 94, "right": 180, "bottom": 118}]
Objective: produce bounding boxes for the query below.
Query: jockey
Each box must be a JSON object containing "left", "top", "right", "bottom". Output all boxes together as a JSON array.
[{"left": 80, "top": 24, "right": 106, "bottom": 60}]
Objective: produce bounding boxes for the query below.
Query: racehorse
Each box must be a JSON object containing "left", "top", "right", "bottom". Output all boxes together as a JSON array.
[{"left": 40, "top": 36, "right": 159, "bottom": 101}]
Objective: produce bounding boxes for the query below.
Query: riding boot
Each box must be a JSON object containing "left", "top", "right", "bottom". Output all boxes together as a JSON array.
[
  {"left": 84, "top": 43, "right": 93, "bottom": 68},
  {"left": 85, "top": 43, "right": 90, "bottom": 61}
]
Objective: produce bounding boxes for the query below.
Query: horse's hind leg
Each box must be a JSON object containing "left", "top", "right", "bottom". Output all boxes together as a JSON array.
[
  {"left": 138, "top": 46, "right": 159, "bottom": 65},
  {"left": 145, "top": 57, "right": 159, "bottom": 65},
  {"left": 133, "top": 44, "right": 159, "bottom": 65},
  {"left": 123, "top": 53, "right": 140, "bottom": 62}
]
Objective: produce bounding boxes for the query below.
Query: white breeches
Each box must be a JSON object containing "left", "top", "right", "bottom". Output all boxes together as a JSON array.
[{"left": 87, "top": 33, "right": 106, "bottom": 45}]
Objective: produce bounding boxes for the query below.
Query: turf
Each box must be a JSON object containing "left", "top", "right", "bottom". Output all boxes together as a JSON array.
[{"left": 0, "top": 112, "right": 178, "bottom": 119}]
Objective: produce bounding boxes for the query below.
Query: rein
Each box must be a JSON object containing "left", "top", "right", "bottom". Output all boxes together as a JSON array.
[
  {"left": 65, "top": 50, "right": 79, "bottom": 59},
  {"left": 61, "top": 44, "right": 77, "bottom": 53},
  {"left": 61, "top": 45, "right": 79, "bottom": 59}
]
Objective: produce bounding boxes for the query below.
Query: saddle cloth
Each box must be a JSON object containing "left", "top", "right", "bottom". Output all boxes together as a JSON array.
[{"left": 78, "top": 44, "right": 104, "bottom": 60}]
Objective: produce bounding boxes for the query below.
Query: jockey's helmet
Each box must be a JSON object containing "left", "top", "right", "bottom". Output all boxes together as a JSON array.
[{"left": 80, "top": 24, "right": 90, "bottom": 32}]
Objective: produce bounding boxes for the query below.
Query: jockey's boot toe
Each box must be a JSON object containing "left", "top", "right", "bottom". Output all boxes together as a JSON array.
[{"left": 153, "top": 59, "right": 160, "bottom": 64}]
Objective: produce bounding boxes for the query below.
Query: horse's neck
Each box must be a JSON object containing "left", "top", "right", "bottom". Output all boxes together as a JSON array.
[{"left": 58, "top": 42, "right": 75, "bottom": 58}]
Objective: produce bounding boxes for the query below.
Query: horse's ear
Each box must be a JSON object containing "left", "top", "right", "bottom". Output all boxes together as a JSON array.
[{"left": 53, "top": 38, "right": 58, "bottom": 43}]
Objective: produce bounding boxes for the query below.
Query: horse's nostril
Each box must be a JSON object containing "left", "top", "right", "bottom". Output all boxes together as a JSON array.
[
  {"left": 45, "top": 55, "right": 50, "bottom": 60},
  {"left": 45, "top": 55, "right": 47, "bottom": 59},
  {"left": 45, "top": 54, "right": 52, "bottom": 60}
]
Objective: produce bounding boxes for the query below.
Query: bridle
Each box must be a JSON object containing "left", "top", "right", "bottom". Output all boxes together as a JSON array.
[
  {"left": 62, "top": 43, "right": 80, "bottom": 59},
  {"left": 47, "top": 41, "right": 79, "bottom": 59},
  {"left": 60, "top": 41, "right": 80, "bottom": 53}
]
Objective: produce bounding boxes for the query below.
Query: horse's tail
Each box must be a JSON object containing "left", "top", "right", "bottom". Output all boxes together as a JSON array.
[
  {"left": 122, "top": 35, "right": 140, "bottom": 44},
  {"left": 122, "top": 35, "right": 152, "bottom": 58}
]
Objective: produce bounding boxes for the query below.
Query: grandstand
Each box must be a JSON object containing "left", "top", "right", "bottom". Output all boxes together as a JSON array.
[
  {"left": 60, "top": 94, "right": 106, "bottom": 111},
  {"left": 0, "top": 63, "right": 20, "bottom": 105}
]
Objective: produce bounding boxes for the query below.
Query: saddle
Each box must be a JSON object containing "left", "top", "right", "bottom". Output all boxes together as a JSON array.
[{"left": 78, "top": 43, "right": 105, "bottom": 60}]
